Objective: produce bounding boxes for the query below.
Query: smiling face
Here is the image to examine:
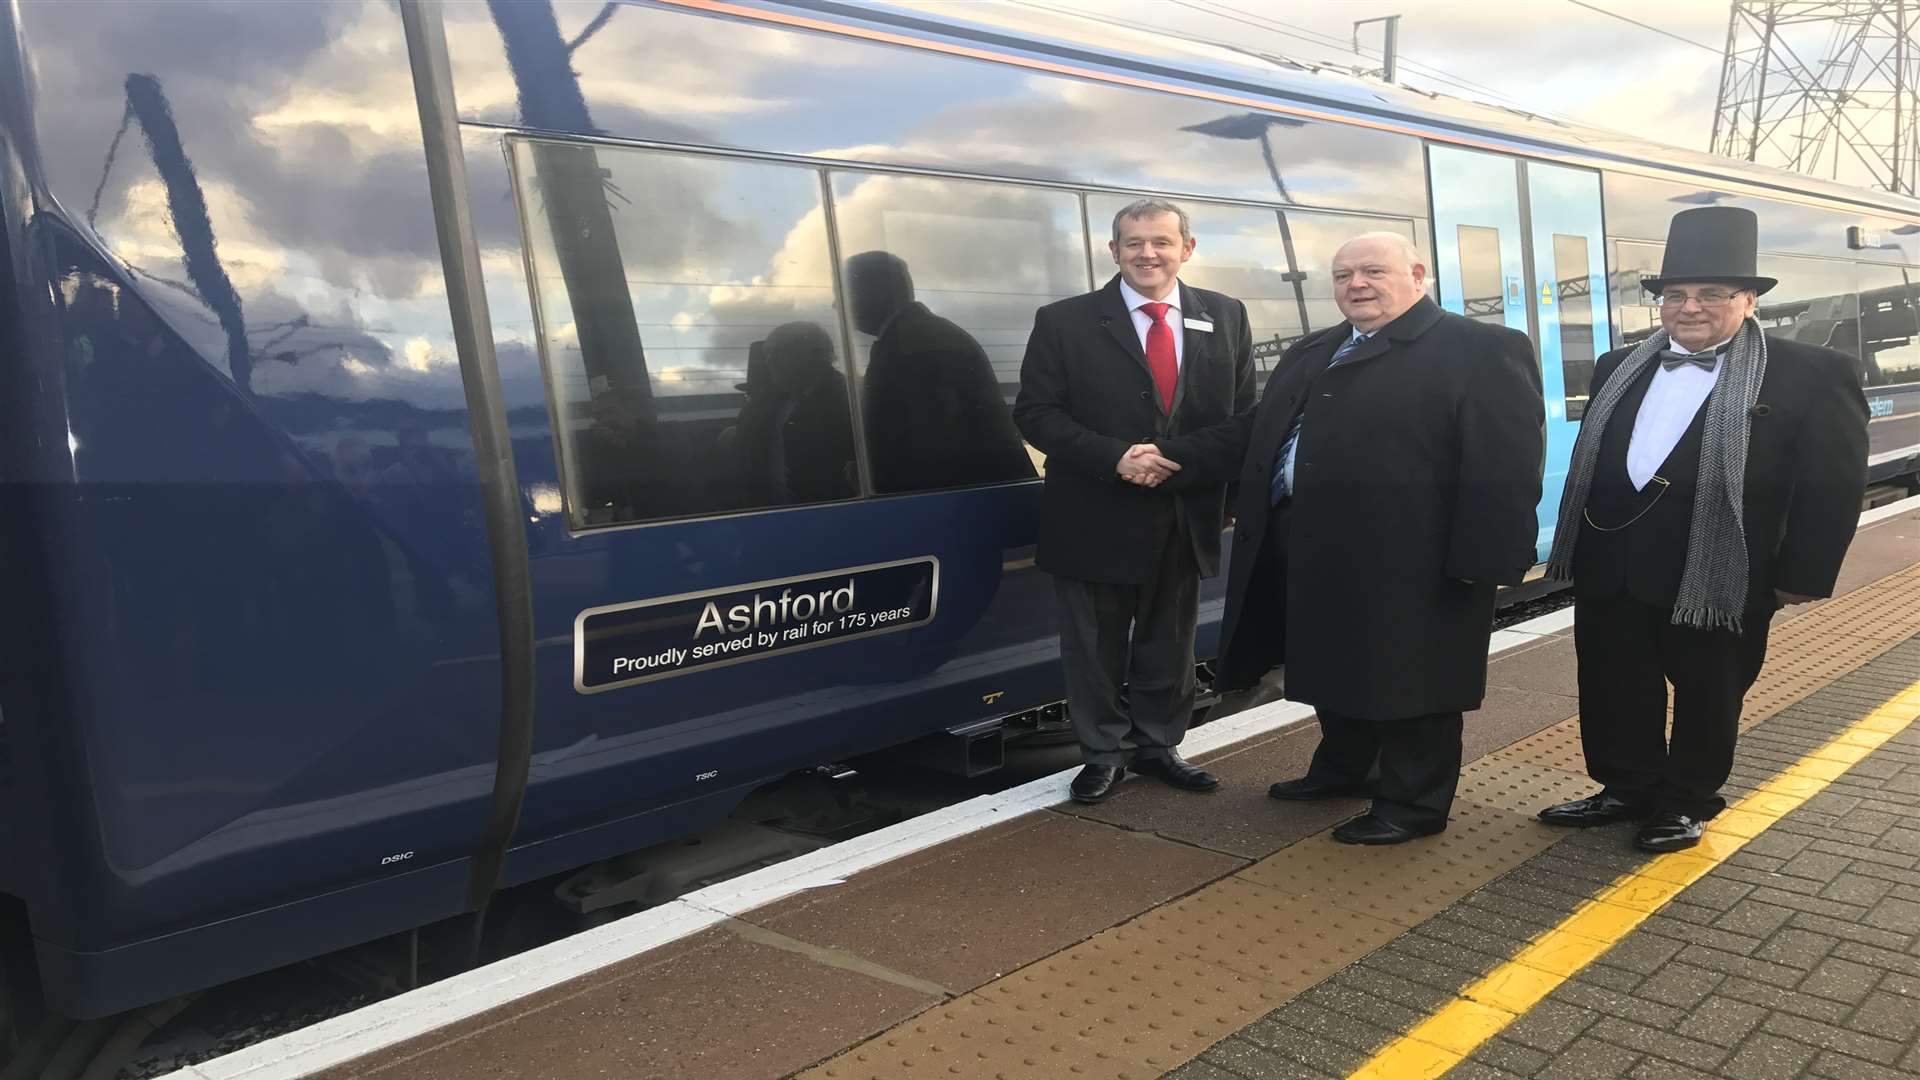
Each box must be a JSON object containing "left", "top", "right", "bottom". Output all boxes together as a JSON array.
[
  {"left": 1109, "top": 210, "right": 1194, "bottom": 300},
  {"left": 1331, "top": 234, "right": 1427, "bottom": 333},
  {"left": 1657, "top": 281, "right": 1758, "bottom": 352}
]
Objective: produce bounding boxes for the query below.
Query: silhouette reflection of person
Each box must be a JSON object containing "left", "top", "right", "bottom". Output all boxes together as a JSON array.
[
  {"left": 737, "top": 321, "right": 855, "bottom": 505},
  {"left": 847, "top": 251, "right": 1036, "bottom": 494}
]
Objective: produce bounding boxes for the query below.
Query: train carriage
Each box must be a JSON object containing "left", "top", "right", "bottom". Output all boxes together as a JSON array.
[{"left": 0, "top": 0, "right": 1915, "bottom": 1050}]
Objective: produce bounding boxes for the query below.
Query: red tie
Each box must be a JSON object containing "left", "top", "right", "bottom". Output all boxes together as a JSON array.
[{"left": 1140, "top": 301, "right": 1177, "bottom": 413}]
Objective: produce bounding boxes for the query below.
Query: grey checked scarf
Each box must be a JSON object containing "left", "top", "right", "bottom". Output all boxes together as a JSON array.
[{"left": 1546, "top": 317, "right": 1769, "bottom": 631}]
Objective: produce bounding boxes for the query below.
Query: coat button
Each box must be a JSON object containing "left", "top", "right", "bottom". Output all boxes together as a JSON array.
[{"left": 1140, "top": 390, "right": 1151, "bottom": 400}]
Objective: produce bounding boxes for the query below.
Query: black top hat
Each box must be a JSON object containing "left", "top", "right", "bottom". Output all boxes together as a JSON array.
[{"left": 1640, "top": 206, "right": 1777, "bottom": 296}]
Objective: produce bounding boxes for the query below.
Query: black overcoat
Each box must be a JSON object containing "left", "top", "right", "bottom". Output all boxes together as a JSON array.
[
  {"left": 1209, "top": 297, "right": 1545, "bottom": 720},
  {"left": 1013, "top": 276, "right": 1255, "bottom": 584},
  {"left": 1570, "top": 335, "right": 1868, "bottom": 611}
]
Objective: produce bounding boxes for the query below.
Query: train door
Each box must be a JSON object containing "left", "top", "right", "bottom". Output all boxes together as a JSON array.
[{"left": 1427, "top": 145, "right": 1607, "bottom": 559}]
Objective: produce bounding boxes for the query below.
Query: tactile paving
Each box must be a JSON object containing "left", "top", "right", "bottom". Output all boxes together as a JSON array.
[
  {"left": 800, "top": 561, "right": 1920, "bottom": 1080},
  {"left": 1455, "top": 756, "right": 1602, "bottom": 815},
  {"left": 1492, "top": 718, "right": 1588, "bottom": 774},
  {"left": 1235, "top": 802, "right": 1559, "bottom": 929},
  {"left": 1121, "top": 877, "right": 1405, "bottom": 990}
]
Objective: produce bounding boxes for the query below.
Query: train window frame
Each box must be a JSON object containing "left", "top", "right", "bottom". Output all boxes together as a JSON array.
[
  {"left": 506, "top": 135, "right": 865, "bottom": 532},
  {"left": 505, "top": 133, "right": 1432, "bottom": 531}
]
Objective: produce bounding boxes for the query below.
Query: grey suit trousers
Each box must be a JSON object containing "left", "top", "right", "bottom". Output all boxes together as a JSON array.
[{"left": 1053, "top": 524, "right": 1201, "bottom": 766}]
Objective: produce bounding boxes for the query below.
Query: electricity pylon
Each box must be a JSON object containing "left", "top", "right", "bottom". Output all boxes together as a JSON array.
[{"left": 1711, "top": 1, "right": 1920, "bottom": 194}]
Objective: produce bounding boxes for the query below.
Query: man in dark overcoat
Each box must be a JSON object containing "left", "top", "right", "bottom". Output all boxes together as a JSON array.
[
  {"left": 847, "top": 250, "right": 1035, "bottom": 494},
  {"left": 1537, "top": 207, "right": 1868, "bottom": 852},
  {"left": 1014, "top": 199, "right": 1256, "bottom": 804},
  {"left": 1165, "top": 231, "right": 1544, "bottom": 844}
]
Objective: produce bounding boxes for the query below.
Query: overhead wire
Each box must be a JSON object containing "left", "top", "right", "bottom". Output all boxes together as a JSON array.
[
  {"left": 1561, "top": 0, "right": 1722, "bottom": 55},
  {"left": 1175, "top": 0, "right": 1585, "bottom": 123}
]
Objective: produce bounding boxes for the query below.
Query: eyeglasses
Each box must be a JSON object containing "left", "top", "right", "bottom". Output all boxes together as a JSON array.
[{"left": 1655, "top": 288, "right": 1748, "bottom": 308}]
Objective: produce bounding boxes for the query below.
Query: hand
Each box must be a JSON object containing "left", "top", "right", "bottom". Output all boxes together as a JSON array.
[
  {"left": 1116, "top": 444, "right": 1180, "bottom": 487},
  {"left": 1774, "top": 588, "right": 1820, "bottom": 607}
]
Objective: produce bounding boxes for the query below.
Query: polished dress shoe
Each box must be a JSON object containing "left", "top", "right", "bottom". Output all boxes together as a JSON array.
[
  {"left": 1130, "top": 752, "right": 1219, "bottom": 791},
  {"left": 1635, "top": 811, "right": 1704, "bottom": 852},
  {"left": 1538, "top": 792, "right": 1647, "bottom": 827},
  {"left": 1331, "top": 813, "right": 1445, "bottom": 845},
  {"left": 1070, "top": 764, "right": 1123, "bottom": 804},
  {"left": 1268, "top": 776, "right": 1370, "bottom": 801}
]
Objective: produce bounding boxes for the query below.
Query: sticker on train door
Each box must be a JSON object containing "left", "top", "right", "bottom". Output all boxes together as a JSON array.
[{"left": 573, "top": 557, "right": 940, "bottom": 693}]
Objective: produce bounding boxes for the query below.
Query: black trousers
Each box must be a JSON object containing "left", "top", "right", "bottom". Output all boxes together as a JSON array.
[
  {"left": 1574, "top": 592, "right": 1773, "bottom": 820},
  {"left": 1054, "top": 523, "right": 1201, "bottom": 767},
  {"left": 1302, "top": 709, "right": 1464, "bottom": 830}
]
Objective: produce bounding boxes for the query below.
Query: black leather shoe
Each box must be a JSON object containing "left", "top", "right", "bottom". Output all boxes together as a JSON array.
[
  {"left": 1070, "top": 764, "right": 1123, "bottom": 804},
  {"left": 1635, "top": 811, "right": 1704, "bottom": 852},
  {"left": 1331, "top": 813, "right": 1445, "bottom": 845},
  {"left": 1268, "top": 776, "right": 1370, "bottom": 801},
  {"left": 1130, "top": 752, "right": 1219, "bottom": 791},
  {"left": 1538, "top": 792, "right": 1648, "bottom": 828}
]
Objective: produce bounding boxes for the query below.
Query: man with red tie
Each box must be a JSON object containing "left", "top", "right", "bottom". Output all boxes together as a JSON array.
[{"left": 1015, "top": 200, "right": 1256, "bottom": 804}]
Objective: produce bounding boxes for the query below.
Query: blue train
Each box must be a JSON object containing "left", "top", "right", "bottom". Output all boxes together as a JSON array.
[{"left": 0, "top": 0, "right": 1916, "bottom": 1052}]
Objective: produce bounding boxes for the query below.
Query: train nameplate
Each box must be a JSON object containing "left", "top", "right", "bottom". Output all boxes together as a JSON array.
[{"left": 573, "top": 557, "right": 940, "bottom": 693}]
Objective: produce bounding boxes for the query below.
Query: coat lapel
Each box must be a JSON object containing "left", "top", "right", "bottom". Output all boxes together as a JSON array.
[
  {"left": 1097, "top": 277, "right": 1151, "bottom": 381},
  {"left": 1326, "top": 296, "right": 1445, "bottom": 373},
  {"left": 1250, "top": 326, "right": 1343, "bottom": 463},
  {"left": 1170, "top": 281, "right": 1213, "bottom": 420}
]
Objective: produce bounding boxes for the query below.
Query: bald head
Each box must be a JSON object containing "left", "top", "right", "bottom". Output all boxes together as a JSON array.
[{"left": 1332, "top": 231, "right": 1427, "bottom": 332}]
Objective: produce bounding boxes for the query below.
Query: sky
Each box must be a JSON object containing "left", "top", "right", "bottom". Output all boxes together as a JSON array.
[{"left": 1034, "top": 1, "right": 1743, "bottom": 168}]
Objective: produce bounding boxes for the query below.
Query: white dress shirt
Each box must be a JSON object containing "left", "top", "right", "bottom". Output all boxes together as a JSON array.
[
  {"left": 1625, "top": 337, "right": 1728, "bottom": 490},
  {"left": 1118, "top": 277, "right": 1185, "bottom": 370}
]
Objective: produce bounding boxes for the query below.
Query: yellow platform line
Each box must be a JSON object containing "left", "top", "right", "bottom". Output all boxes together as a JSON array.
[{"left": 1348, "top": 679, "right": 1920, "bottom": 1080}]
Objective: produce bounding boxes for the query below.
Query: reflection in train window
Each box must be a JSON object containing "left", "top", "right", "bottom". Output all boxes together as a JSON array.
[
  {"left": 1610, "top": 240, "right": 1663, "bottom": 344},
  {"left": 1553, "top": 233, "right": 1597, "bottom": 420},
  {"left": 1755, "top": 255, "right": 1865, "bottom": 376},
  {"left": 1855, "top": 264, "right": 1920, "bottom": 387},
  {"left": 1456, "top": 225, "right": 1506, "bottom": 326},
  {"left": 511, "top": 139, "right": 857, "bottom": 527},
  {"left": 829, "top": 172, "right": 1081, "bottom": 493}
]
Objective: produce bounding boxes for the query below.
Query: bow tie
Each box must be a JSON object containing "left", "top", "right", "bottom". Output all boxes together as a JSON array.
[{"left": 1658, "top": 347, "right": 1722, "bottom": 372}]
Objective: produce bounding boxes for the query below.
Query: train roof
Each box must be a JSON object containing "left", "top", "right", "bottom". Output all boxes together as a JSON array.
[{"left": 772, "top": 0, "right": 1920, "bottom": 223}]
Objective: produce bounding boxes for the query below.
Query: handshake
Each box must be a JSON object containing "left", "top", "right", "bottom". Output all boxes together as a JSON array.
[{"left": 1115, "top": 443, "right": 1180, "bottom": 487}]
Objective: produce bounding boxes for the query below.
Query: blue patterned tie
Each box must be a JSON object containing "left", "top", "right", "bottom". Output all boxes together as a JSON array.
[{"left": 1271, "top": 333, "right": 1365, "bottom": 506}]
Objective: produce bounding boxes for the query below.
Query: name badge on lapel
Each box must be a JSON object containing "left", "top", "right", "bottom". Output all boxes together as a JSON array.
[{"left": 1186, "top": 319, "right": 1215, "bottom": 333}]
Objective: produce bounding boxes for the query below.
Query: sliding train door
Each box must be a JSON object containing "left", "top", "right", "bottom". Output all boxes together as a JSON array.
[{"left": 1427, "top": 145, "right": 1608, "bottom": 560}]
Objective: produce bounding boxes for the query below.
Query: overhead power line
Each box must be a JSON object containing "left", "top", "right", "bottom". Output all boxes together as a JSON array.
[
  {"left": 1178, "top": 0, "right": 1584, "bottom": 123},
  {"left": 1561, "top": 0, "right": 1722, "bottom": 54}
]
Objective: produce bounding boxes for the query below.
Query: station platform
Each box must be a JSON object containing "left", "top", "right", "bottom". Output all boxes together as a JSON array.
[{"left": 173, "top": 502, "right": 1920, "bottom": 1080}]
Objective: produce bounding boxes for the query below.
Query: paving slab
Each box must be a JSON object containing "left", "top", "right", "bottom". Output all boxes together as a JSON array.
[
  {"left": 744, "top": 810, "right": 1243, "bottom": 993},
  {"left": 313, "top": 923, "right": 937, "bottom": 1080},
  {"left": 1062, "top": 722, "right": 1365, "bottom": 859}
]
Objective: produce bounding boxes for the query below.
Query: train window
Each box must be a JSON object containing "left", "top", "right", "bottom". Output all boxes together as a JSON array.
[
  {"left": 455, "top": 2, "right": 1429, "bottom": 217},
  {"left": 511, "top": 139, "right": 857, "bottom": 527},
  {"left": 829, "top": 172, "right": 1082, "bottom": 493},
  {"left": 1553, "top": 234, "right": 1598, "bottom": 420},
  {"left": 1602, "top": 171, "right": 1918, "bottom": 264},
  {"left": 1456, "top": 225, "right": 1506, "bottom": 326},
  {"left": 1610, "top": 241, "right": 1663, "bottom": 346},
  {"left": 1755, "top": 254, "right": 1866, "bottom": 375},
  {"left": 1854, "top": 265, "right": 1920, "bottom": 387}
]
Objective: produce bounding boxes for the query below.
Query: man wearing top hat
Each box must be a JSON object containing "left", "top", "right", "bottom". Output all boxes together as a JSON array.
[{"left": 1536, "top": 206, "right": 1868, "bottom": 852}]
